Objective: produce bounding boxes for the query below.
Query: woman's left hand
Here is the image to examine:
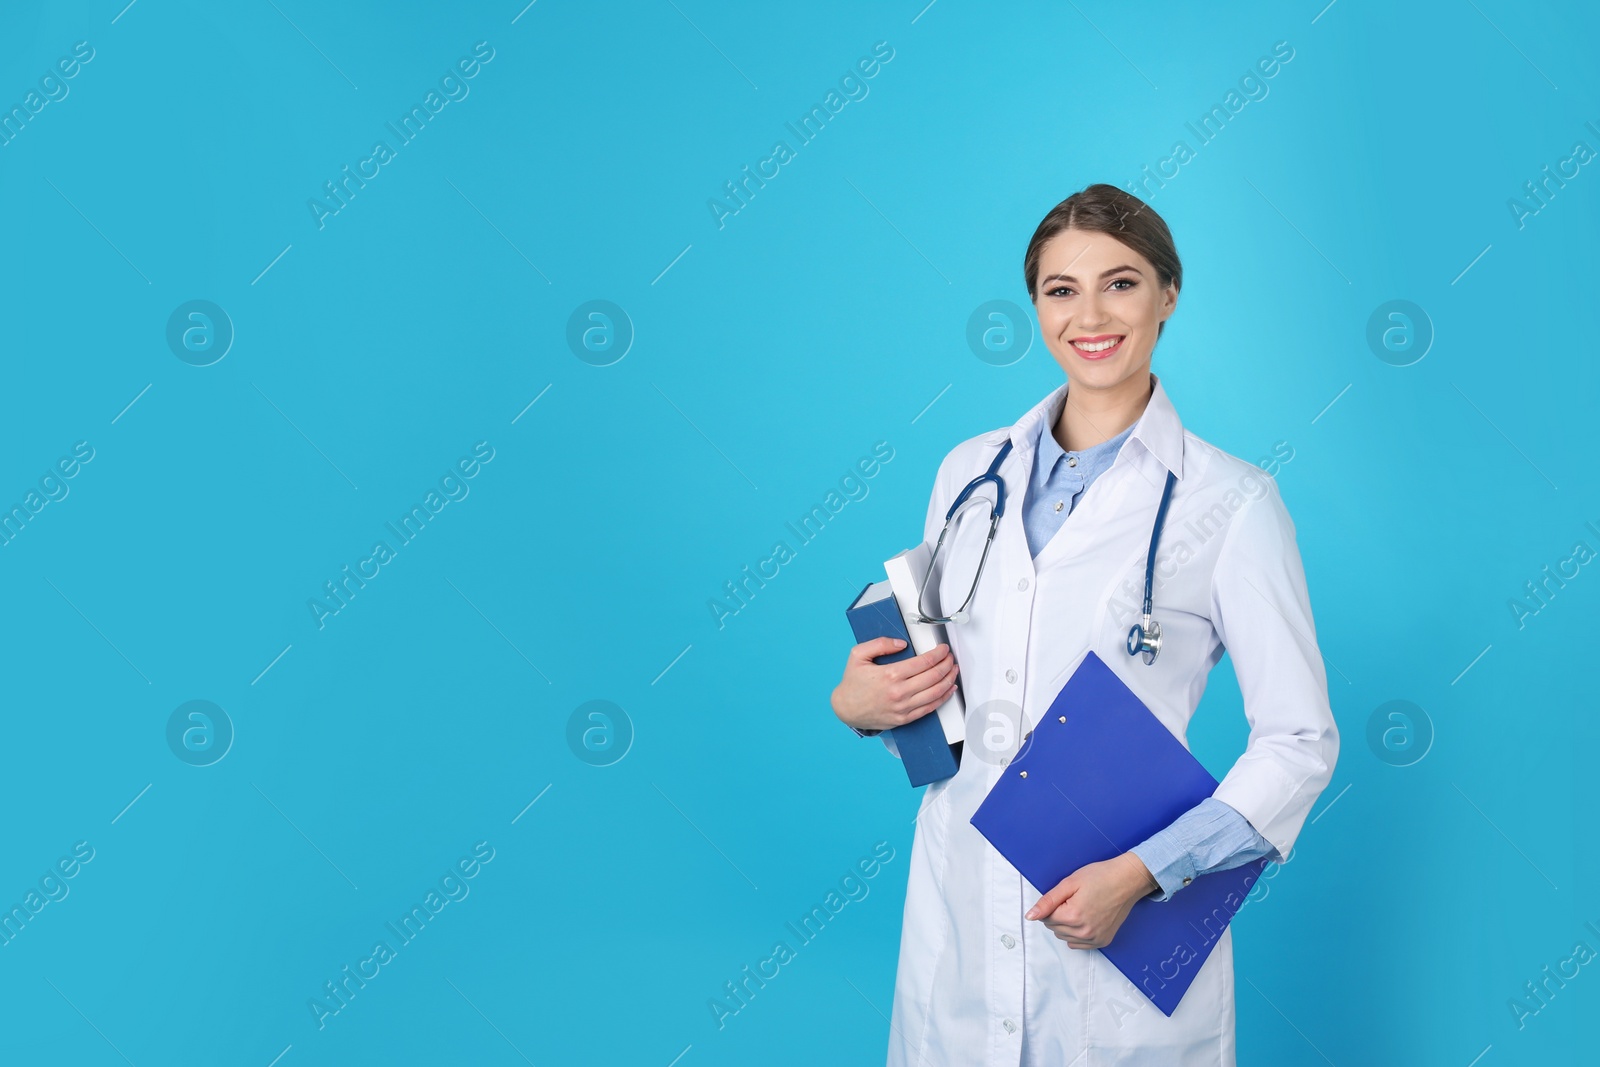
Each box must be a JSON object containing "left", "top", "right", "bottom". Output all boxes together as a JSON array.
[{"left": 1025, "top": 853, "right": 1158, "bottom": 949}]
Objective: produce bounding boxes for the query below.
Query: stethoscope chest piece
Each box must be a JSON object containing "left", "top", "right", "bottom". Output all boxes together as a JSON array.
[
  {"left": 1127, "top": 615, "right": 1162, "bottom": 665},
  {"left": 1124, "top": 468, "right": 1178, "bottom": 667}
]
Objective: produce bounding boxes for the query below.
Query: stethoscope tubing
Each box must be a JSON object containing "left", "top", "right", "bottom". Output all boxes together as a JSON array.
[{"left": 917, "top": 437, "right": 1175, "bottom": 666}]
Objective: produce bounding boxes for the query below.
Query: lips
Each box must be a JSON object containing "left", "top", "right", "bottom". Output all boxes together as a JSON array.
[{"left": 1070, "top": 334, "right": 1125, "bottom": 360}]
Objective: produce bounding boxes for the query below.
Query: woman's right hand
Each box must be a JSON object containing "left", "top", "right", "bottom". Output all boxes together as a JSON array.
[{"left": 830, "top": 638, "right": 959, "bottom": 734}]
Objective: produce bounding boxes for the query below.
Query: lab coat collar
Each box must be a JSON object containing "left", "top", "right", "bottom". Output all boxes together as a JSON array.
[
  {"left": 1004, "top": 372, "right": 1185, "bottom": 481},
  {"left": 1131, "top": 373, "right": 1186, "bottom": 480}
]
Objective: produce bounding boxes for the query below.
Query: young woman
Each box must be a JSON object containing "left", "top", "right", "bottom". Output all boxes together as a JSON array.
[{"left": 831, "top": 183, "right": 1339, "bottom": 1066}]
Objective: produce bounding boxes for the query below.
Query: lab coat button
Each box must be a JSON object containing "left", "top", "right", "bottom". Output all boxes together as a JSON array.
[
  {"left": 1001, "top": 933, "right": 1016, "bottom": 949},
  {"left": 1017, "top": 578, "right": 1029, "bottom": 591},
  {"left": 1002, "top": 1019, "right": 1018, "bottom": 1034},
  {"left": 1183, "top": 877, "right": 1192, "bottom": 886},
  {"left": 1005, "top": 669, "right": 1017, "bottom": 683}
]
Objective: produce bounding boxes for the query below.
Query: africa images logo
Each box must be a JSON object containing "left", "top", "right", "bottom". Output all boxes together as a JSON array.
[
  {"left": 707, "top": 41, "right": 895, "bottom": 230},
  {"left": 308, "top": 841, "right": 495, "bottom": 1030},
  {"left": 308, "top": 442, "right": 495, "bottom": 630},
  {"left": 307, "top": 42, "right": 496, "bottom": 230}
]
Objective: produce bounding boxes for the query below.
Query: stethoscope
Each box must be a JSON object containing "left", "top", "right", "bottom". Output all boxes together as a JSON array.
[{"left": 915, "top": 438, "right": 1179, "bottom": 665}]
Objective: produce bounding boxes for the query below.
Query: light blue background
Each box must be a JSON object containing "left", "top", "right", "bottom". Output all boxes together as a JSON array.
[{"left": 1, "top": 1, "right": 1596, "bottom": 1063}]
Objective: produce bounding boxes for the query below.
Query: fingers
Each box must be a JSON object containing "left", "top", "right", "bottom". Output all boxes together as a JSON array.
[
  {"left": 894, "top": 687, "right": 957, "bottom": 726},
  {"left": 1026, "top": 879, "right": 1076, "bottom": 921},
  {"left": 853, "top": 636, "right": 908, "bottom": 663},
  {"left": 848, "top": 640, "right": 957, "bottom": 727},
  {"left": 898, "top": 652, "right": 957, "bottom": 699},
  {"left": 885, "top": 643, "right": 951, "bottom": 680},
  {"left": 1041, "top": 915, "right": 1098, "bottom": 946},
  {"left": 882, "top": 644, "right": 955, "bottom": 701},
  {"left": 888, "top": 662, "right": 959, "bottom": 722},
  {"left": 1042, "top": 916, "right": 1101, "bottom": 948}
]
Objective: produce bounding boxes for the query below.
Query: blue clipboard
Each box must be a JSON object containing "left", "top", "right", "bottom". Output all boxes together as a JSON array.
[{"left": 969, "top": 651, "right": 1269, "bottom": 1016}]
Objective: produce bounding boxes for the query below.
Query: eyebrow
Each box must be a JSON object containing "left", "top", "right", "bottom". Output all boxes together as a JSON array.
[{"left": 1038, "top": 265, "right": 1144, "bottom": 285}]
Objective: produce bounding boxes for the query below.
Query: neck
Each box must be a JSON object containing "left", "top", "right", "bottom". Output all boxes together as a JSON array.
[{"left": 1053, "top": 373, "right": 1154, "bottom": 452}]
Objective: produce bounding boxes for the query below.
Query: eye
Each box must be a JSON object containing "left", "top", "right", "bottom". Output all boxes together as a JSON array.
[
  {"left": 1046, "top": 285, "right": 1074, "bottom": 298},
  {"left": 1109, "top": 278, "right": 1137, "bottom": 291}
]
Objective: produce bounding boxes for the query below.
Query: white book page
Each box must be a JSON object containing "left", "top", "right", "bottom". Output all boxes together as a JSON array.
[{"left": 883, "top": 543, "right": 965, "bottom": 745}]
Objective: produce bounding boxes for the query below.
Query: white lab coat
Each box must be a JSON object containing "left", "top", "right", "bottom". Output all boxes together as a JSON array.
[{"left": 880, "top": 375, "right": 1338, "bottom": 1066}]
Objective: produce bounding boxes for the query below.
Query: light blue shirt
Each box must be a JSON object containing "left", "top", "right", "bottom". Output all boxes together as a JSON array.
[
  {"left": 1022, "top": 416, "right": 1134, "bottom": 557},
  {"left": 1023, "top": 395, "right": 1280, "bottom": 902}
]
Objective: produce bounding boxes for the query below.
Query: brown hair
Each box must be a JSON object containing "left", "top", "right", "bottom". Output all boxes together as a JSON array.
[{"left": 1022, "top": 183, "right": 1182, "bottom": 337}]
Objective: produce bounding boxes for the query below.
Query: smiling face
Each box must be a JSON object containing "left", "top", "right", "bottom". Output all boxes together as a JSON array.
[{"left": 1031, "top": 227, "right": 1178, "bottom": 395}]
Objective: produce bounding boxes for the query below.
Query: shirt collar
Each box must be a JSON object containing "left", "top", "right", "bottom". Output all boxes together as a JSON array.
[
  {"left": 1006, "top": 372, "right": 1185, "bottom": 480},
  {"left": 1034, "top": 396, "right": 1133, "bottom": 472}
]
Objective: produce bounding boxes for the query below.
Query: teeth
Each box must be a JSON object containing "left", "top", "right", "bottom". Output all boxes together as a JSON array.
[{"left": 1073, "top": 337, "right": 1121, "bottom": 353}]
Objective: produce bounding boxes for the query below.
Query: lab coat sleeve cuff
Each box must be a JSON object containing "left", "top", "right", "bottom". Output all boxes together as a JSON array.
[{"left": 847, "top": 724, "right": 901, "bottom": 758}]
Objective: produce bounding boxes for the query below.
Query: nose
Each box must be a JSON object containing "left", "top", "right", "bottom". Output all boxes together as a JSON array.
[{"left": 1076, "top": 289, "right": 1110, "bottom": 329}]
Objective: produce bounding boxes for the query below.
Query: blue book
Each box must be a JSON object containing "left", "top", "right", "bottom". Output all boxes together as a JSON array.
[
  {"left": 845, "top": 581, "right": 961, "bottom": 787},
  {"left": 969, "top": 651, "right": 1269, "bottom": 1016}
]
